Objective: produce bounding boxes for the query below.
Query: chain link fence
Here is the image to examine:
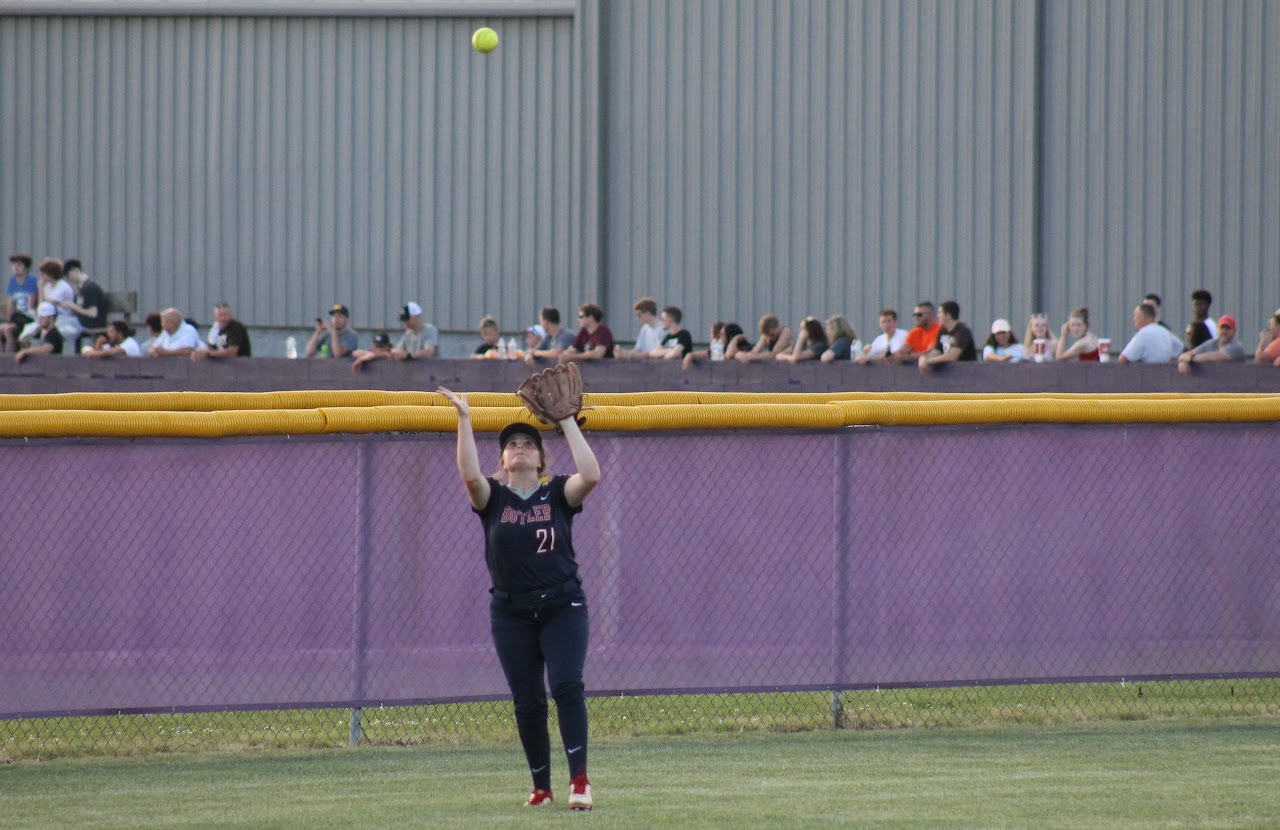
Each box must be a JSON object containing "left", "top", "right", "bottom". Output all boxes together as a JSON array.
[{"left": 3, "top": 425, "right": 1278, "bottom": 760}]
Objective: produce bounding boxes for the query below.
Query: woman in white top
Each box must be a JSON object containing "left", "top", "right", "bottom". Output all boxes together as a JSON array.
[
  {"left": 1023, "top": 313, "right": 1058, "bottom": 362},
  {"left": 982, "top": 318, "right": 1026, "bottom": 362}
]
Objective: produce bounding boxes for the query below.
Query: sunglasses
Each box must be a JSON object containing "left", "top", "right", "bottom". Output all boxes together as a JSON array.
[{"left": 912, "top": 312, "right": 925, "bottom": 318}]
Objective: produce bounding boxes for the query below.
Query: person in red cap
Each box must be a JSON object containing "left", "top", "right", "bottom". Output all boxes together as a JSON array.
[{"left": 1177, "top": 314, "right": 1247, "bottom": 375}]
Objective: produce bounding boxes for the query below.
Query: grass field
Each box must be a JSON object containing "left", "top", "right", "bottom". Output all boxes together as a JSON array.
[{"left": 2, "top": 718, "right": 1278, "bottom": 829}]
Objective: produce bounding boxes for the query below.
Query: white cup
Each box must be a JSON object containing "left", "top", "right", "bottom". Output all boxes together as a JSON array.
[
  {"left": 1033, "top": 338, "right": 1047, "bottom": 363},
  {"left": 1098, "top": 338, "right": 1111, "bottom": 362}
]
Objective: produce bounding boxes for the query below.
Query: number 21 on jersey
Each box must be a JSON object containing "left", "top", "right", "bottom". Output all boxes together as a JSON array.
[{"left": 535, "top": 527, "right": 556, "bottom": 555}]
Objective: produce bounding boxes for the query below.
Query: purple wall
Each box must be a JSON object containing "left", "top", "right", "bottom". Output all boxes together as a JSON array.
[{"left": 2, "top": 426, "right": 1277, "bottom": 718}]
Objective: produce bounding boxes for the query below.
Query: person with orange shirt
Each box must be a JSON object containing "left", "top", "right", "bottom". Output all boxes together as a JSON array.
[{"left": 889, "top": 301, "right": 942, "bottom": 363}]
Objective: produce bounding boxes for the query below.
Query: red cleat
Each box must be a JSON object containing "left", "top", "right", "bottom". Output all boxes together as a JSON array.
[
  {"left": 568, "top": 774, "right": 593, "bottom": 811},
  {"left": 524, "top": 788, "right": 554, "bottom": 807}
]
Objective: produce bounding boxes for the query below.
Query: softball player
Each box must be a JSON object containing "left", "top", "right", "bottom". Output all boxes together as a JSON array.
[{"left": 438, "top": 387, "right": 600, "bottom": 811}]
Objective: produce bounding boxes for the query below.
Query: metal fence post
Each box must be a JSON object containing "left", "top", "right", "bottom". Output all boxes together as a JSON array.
[
  {"left": 832, "top": 432, "right": 850, "bottom": 730},
  {"left": 350, "top": 439, "right": 373, "bottom": 746}
]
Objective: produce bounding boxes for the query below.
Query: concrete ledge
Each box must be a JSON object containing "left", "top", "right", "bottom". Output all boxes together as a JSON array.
[{"left": 0, "top": 357, "right": 1278, "bottom": 396}]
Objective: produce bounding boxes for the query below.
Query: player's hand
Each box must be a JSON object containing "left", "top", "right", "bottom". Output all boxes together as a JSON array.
[{"left": 437, "top": 387, "right": 470, "bottom": 418}]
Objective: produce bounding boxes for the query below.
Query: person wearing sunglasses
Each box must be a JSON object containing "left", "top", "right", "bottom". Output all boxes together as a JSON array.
[{"left": 890, "top": 301, "right": 941, "bottom": 363}]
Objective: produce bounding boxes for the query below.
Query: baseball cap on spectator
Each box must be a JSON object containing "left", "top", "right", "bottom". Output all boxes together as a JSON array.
[
  {"left": 330, "top": 304, "right": 350, "bottom": 317},
  {"left": 399, "top": 302, "right": 423, "bottom": 322},
  {"left": 1217, "top": 315, "right": 1237, "bottom": 331},
  {"left": 990, "top": 318, "right": 1012, "bottom": 334},
  {"left": 9, "top": 253, "right": 33, "bottom": 269},
  {"left": 63, "top": 258, "right": 83, "bottom": 272},
  {"left": 37, "top": 302, "right": 57, "bottom": 318},
  {"left": 372, "top": 332, "right": 392, "bottom": 348},
  {"left": 527, "top": 324, "right": 546, "bottom": 339}
]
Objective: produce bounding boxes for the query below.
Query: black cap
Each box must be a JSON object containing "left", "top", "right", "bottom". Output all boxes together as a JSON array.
[
  {"left": 372, "top": 332, "right": 391, "bottom": 348},
  {"left": 63, "top": 258, "right": 83, "bottom": 272},
  {"left": 330, "top": 304, "right": 350, "bottom": 316},
  {"left": 498, "top": 422, "right": 543, "bottom": 450}
]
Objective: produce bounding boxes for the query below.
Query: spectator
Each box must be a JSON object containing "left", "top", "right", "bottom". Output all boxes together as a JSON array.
[
  {"left": 777, "top": 317, "right": 827, "bottom": 363},
  {"left": 392, "top": 302, "right": 439, "bottom": 360},
  {"left": 918, "top": 300, "right": 977, "bottom": 369},
  {"left": 982, "top": 318, "right": 1026, "bottom": 362},
  {"left": 148, "top": 308, "right": 202, "bottom": 357},
  {"left": 855, "top": 308, "right": 908, "bottom": 365},
  {"left": 1118, "top": 302, "right": 1180, "bottom": 364},
  {"left": 560, "top": 303, "right": 614, "bottom": 362},
  {"left": 618, "top": 297, "right": 665, "bottom": 359},
  {"left": 820, "top": 315, "right": 859, "bottom": 362},
  {"left": 1, "top": 252, "right": 38, "bottom": 352},
  {"left": 138, "top": 312, "right": 164, "bottom": 354},
  {"left": 735, "top": 314, "right": 794, "bottom": 362},
  {"left": 525, "top": 306, "right": 576, "bottom": 364},
  {"left": 21, "top": 258, "right": 80, "bottom": 345},
  {"left": 307, "top": 304, "right": 359, "bottom": 358},
  {"left": 471, "top": 315, "right": 502, "bottom": 358},
  {"left": 1022, "top": 313, "right": 1058, "bottom": 362},
  {"left": 651, "top": 305, "right": 692, "bottom": 360},
  {"left": 59, "top": 259, "right": 107, "bottom": 335},
  {"left": 1143, "top": 293, "right": 1168, "bottom": 328},
  {"left": 83, "top": 320, "right": 141, "bottom": 358},
  {"left": 1184, "top": 321, "right": 1212, "bottom": 353},
  {"left": 350, "top": 332, "right": 394, "bottom": 372},
  {"left": 1178, "top": 315, "right": 1247, "bottom": 375},
  {"left": 1190, "top": 289, "right": 1217, "bottom": 339},
  {"left": 14, "top": 302, "right": 63, "bottom": 363},
  {"left": 523, "top": 324, "right": 545, "bottom": 356},
  {"left": 193, "top": 303, "right": 251, "bottom": 360},
  {"left": 1255, "top": 312, "right": 1280, "bottom": 367},
  {"left": 1055, "top": 307, "right": 1101, "bottom": 361},
  {"left": 891, "top": 301, "right": 942, "bottom": 363},
  {"left": 683, "top": 321, "right": 732, "bottom": 369}
]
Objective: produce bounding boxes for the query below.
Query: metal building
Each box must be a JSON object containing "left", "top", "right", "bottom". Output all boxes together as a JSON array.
[{"left": 1, "top": 0, "right": 1277, "bottom": 346}]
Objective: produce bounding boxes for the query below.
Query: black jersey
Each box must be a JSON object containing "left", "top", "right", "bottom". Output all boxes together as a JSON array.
[{"left": 473, "top": 474, "right": 583, "bottom": 594}]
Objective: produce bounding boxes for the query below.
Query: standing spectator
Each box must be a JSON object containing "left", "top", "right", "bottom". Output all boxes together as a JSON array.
[
  {"left": 1255, "top": 312, "right": 1280, "bottom": 367},
  {"left": 735, "top": 314, "right": 794, "bottom": 362},
  {"left": 1178, "top": 315, "right": 1247, "bottom": 375},
  {"left": 59, "top": 259, "right": 107, "bottom": 335},
  {"left": 526, "top": 307, "right": 576, "bottom": 364},
  {"left": 820, "top": 316, "right": 859, "bottom": 362},
  {"left": 1022, "top": 313, "right": 1058, "bottom": 362},
  {"left": 560, "top": 303, "right": 614, "bottom": 362},
  {"left": 471, "top": 316, "right": 502, "bottom": 358},
  {"left": 855, "top": 309, "right": 908, "bottom": 364},
  {"left": 1118, "top": 302, "right": 1180, "bottom": 364},
  {"left": 1, "top": 252, "right": 38, "bottom": 352},
  {"left": 14, "top": 303, "right": 63, "bottom": 362},
  {"left": 193, "top": 303, "right": 251, "bottom": 360},
  {"left": 391, "top": 302, "right": 438, "bottom": 360},
  {"left": 618, "top": 297, "right": 665, "bottom": 359},
  {"left": 307, "top": 304, "right": 359, "bottom": 358},
  {"left": 523, "top": 324, "right": 546, "bottom": 356},
  {"left": 777, "top": 317, "right": 828, "bottom": 363},
  {"left": 148, "top": 308, "right": 202, "bottom": 357},
  {"left": 918, "top": 300, "right": 977, "bottom": 369},
  {"left": 891, "top": 302, "right": 942, "bottom": 363},
  {"left": 1055, "top": 307, "right": 1101, "bottom": 361},
  {"left": 1184, "top": 321, "right": 1212, "bottom": 353},
  {"left": 1190, "top": 289, "right": 1217, "bottom": 338},
  {"left": 83, "top": 320, "right": 142, "bottom": 358},
  {"left": 651, "top": 306, "right": 692, "bottom": 360},
  {"left": 982, "top": 319, "right": 1026, "bottom": 362}
]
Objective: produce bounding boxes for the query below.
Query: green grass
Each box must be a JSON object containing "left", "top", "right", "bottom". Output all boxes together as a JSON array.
[
  {"left": 4, "top": 679, "right": 1277, "bottom": 762},
  {"left": 2, "top": 719, "right": 1278, "bottom": 829}
]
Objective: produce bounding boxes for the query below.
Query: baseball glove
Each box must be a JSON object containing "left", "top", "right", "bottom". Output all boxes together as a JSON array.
[{"left": 517, "top": 362, "right": 585, "bottom": 429}]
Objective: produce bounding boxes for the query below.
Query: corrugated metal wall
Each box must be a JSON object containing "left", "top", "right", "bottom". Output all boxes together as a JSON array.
[
  {"left": 601, "top": 0, "right": 1037, "bottom": 343},
  {"left": 0, "top": 13, "right": 576, "bottom": 331},
  {"left": 1040, "top": 0, "right": 1280, "bottom": 344}
]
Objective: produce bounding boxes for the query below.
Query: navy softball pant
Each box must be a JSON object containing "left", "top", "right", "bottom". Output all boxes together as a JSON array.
[{"left": 490, "top": 595, "right": 590, "bottom": 790}]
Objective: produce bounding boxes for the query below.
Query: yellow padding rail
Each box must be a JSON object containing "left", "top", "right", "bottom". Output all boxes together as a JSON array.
[{"left": 1, "top": 397, "right": 1279, "bottom": 439}]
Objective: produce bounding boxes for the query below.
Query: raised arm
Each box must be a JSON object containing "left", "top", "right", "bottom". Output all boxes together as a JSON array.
[
  {"left": 561, "top": 417, "right": 601, "bottom": 507},
  {"left": 438, "top": 387, "right": 491, "bottom": 510}
]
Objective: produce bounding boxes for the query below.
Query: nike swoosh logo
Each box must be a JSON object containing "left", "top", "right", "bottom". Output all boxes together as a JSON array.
[
  {"left": 567, "top": 746, "right": 582, "bottom": 754},
  {"left": 570, "top": 602, "right": 583, "bottom": 607},
  {"left": 531, "top": 765, "right": 547, "bottom": 773},
  {"left": 539, "top": 492, "right": 550, "bottom": 500}
]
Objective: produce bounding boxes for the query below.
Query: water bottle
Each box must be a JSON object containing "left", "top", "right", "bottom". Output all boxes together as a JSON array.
[
  {"left": 497, "top": 339, "right": 508, "bottom": 359},
  {"left": 285, "top": 336, "right": 298, "bottom": 359},
  {"left": 507, "top": 337, "right": 519, "bottom": 359},
  {"left": 710, "top": 340, "right": 725, "bottom": 361}
]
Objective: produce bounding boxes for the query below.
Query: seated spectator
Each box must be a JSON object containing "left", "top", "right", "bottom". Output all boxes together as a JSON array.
[
  {"left": 524, "top": 324, "right": 546, "bottom": 356},
  {"left": 651, "top": 305, "right": 692, "bottom": 360},
  {"left": 1178, "top": 315, "right": 1247, "bottom": 375},
  {"left": 1118, "top": 302, "right": 1180, "bottom": 363},
  {"left": 855, "top": 308, "right": 908, "bottom": 364},
  {"left": 777, "top": 317, "right": 827, "bottom": 363},
  {"left": 618, "top": 297, "right": 665, "bottom": 359},
  {"left": 1023, "top": 313, "right": 1058, "bottom": 362},
  {"left": 559, "top": 303, "right": 614, "bottom": 362},
  {"left": 1, "top": 252, "right": 38, "bottom": 352},
  {"left": 525, "top": 306, "right": 576, "bottom": 364},
  {"left": 918, "top": 300, "right": 977, "bottom": 369},
  {"left": 723, "top": 322, "right": 751, "bottom": 359},
  {"left": 148, "top": 308, "right": 202, "bottom": 357},
  {"left": 193, "top": 303, "right": 251, "bottom": 360},
  {"left": 1190, "top": 289, "right": 1217, "bottom": 338},
  {"left": 470, "top": 315, "right": 502, "bottom": 358},
  {"left": 60, "top": 259, "right": 107, "bottom": 342},
  {"left": 683, "top": 321, "right": 725, "bottom": 369},
  {"left": 1255, "top": 312, "right": 1280, "bottom": 366},
  {"left": 1055, "top": 307, "right": 1100, "bottom": 361},
  {"left": 21, "top": 258, "right": 81, "bottom": 345},
  {"left": 1184, "top": 321, "right": 1212, "bottom": 353},
  {"left": 14, "top": 303, "right": 63, "bottom": 363},
  {"left": 138, "top": 312, "right": 164, "bottom": 354},
  {"left": 982, "top": 318, "right": 1026, "bottom": 362},
  {"left": 820, "top": 316, "right": 859, "bottom": 362},
  {"left": 735, "top": 314, "right": 794, "bottom": 362},
  {"left": 83, "top": 320, "right": 141, "bottom": 358},
  {"left": 351, "top": 332, "right": 394, "bottom": 372},
  {"left": 391, "top": 302, "right": 438, "bottom": 360},
  {"left": 890, "top": 302, "right": 941, "bottom": 363},
  {"left": 307, "top": 304, "right": 359, "bottom": 358}
]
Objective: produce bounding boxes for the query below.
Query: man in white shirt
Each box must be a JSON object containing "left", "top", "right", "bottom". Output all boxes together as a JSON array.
[
  {"left": 148, "top": 307, "right": 202, "bottom": 357},
  {"left": 1118, "top": 302, "right": 1180, "bottom": 364},
  {"left": 617, "top": 297, "right": 665, "bottom": 359},
  {"left": 855, "top": 308, "right": 909, "bottom": 364}
]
